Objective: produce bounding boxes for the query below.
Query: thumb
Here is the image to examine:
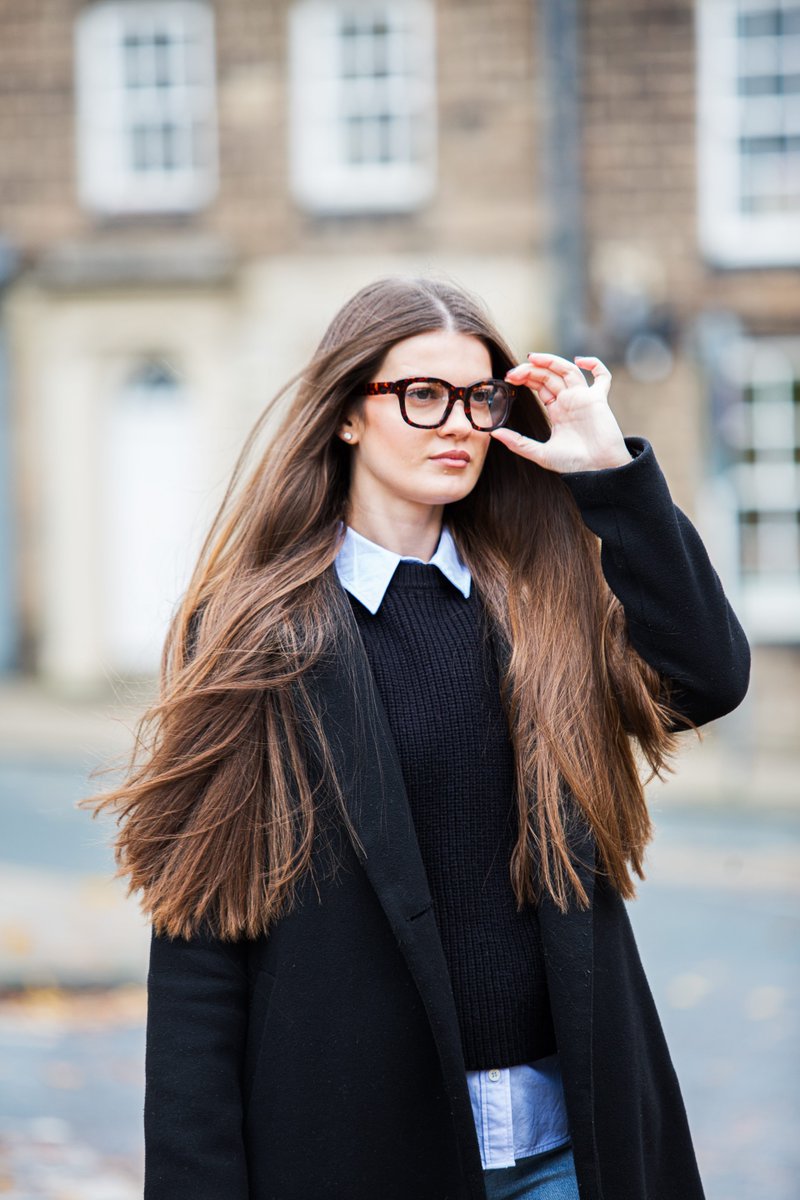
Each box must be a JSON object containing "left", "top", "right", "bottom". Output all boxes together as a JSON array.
[{"left": 489, "top": 427, "right": 549, "bottom": 466}]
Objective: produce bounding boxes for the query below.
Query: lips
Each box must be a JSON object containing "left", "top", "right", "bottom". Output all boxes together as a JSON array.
[{"left": 431, "top": 450, "right": 471, "bottom": 462}]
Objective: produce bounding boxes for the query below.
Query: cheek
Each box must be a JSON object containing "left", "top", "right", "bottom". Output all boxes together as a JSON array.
[
  {"left": 366, "top": 410, "right": 421, "bottom": 460},
  {"left": 473, "top": 440, "right": 492, "bottom": 472}
]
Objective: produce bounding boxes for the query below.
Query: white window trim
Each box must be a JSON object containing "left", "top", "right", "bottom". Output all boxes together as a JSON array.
[
  {"left": 288, "top": 1, "right": 437, "bottom": 214},
  {"left": 721, "top": 335, "right": 800, "bottom": 642},
  {"left": 696, "top": 0, "right": 800, "bottom": 267},
  {"left": 74, "top": 0, "right": 218, "bottom": 214}
]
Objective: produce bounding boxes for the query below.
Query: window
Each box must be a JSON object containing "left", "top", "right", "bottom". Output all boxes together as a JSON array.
[
  {"left": 289, "top": 1, "right": 436, "bottom": 213},
  {"left": 696, "top": 0, "right": 800, "bottom": 266},
  {"left": 75, "top": 1, "right": 218, "bottom": 214},
  {"left": 719, "top": 338, "right": 800, "bottom": 639}
]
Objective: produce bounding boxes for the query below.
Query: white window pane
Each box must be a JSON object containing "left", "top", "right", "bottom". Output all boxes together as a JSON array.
[
  {"left": 154, "top": 31, "right": 172, "bottom": 87},
  {"left": 130, "top": 125, "right": 145, "bottom": 170},
  {"left": 740, "top": 95, "right": 784, "bottom": 133},
  {"left": 740, "top": 514, "right": 800, "bottom": 575},
  {"left": 740, "top": 519, "right": 760, "bottom": 573},
  {"left": 738, "top": 8, "right": 780, "bottom": 40},
  {"left": 123, "top": 35, "right": 143, "bottom": 87},
  {"left": 742, "top": 148, "right": 785, "bottom": 192},
  {"left": 750, "top": 397, "right": 796, "bottom": 446},
  {"left": 756, "top": 516, "right": 800, "bottom": 571},
  {"left": 392, "top": 114, "right": 412, "bottom": 160},
  {"left": 784, "top": 142, "right": 800, "bottom": 185},
  {"left": 738, "top": 460, "right": 799, "bottom": 506},
  {"left": 739, "top": 35, "right": 781, "bottom": 75}
]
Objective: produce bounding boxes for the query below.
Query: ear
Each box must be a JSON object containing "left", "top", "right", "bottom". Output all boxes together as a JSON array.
[{"left": 337, "top": 403, "right": 363, "bottom": 445}]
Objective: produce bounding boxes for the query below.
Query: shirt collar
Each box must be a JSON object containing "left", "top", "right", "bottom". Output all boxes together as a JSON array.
[{"left": 334, "top": 522, "right": 472, "bottom": 615}]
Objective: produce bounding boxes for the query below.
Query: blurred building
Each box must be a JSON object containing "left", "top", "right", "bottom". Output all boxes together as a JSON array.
[{"left": 0, "top": 0, "right": 797, "bottom": 766}]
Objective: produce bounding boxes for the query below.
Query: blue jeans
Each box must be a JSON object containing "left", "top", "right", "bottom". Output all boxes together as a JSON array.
[{"left": 482, "top": 1142, "right": 580, "bottom": 1200}]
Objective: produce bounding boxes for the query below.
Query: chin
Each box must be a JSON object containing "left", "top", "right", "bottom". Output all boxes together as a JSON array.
[{"left": 419, "top": 483, "right": 477, "bottom": 506}]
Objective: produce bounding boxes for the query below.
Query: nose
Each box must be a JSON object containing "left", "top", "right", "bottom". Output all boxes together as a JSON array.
[{"left": 440, "top": 397, "right": 473, "bottom": 435}]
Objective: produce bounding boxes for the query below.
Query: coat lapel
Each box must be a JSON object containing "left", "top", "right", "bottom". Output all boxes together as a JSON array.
[
  {"left": 312, "top": 595, "right": 488, "bottom": 1194},
  {"left": 316, "top": 599, "right": 437, "bottom": 925}
]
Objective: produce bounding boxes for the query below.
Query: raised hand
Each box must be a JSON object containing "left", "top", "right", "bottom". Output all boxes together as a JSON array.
[{"left": 491, "top": 351, "right": 633, "bottom": 473}]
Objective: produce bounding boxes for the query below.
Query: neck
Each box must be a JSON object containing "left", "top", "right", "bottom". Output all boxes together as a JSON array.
[{"left": 345, "top": 495, "right": 444, "bottom": 561}]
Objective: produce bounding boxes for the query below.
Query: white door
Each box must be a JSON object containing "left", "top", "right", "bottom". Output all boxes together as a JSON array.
[{"left": 102, "top": 360, "right": 203, "bottom": 674}]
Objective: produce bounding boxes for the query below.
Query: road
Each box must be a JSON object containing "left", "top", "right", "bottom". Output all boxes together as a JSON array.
[{"left": 0, "top": 754, "right": 797, "bottom": 1198}]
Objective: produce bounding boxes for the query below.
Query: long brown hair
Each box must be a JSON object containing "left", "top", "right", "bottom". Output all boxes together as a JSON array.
[{"left": 82, "top": 275, "right": 692, "bottom": 940}]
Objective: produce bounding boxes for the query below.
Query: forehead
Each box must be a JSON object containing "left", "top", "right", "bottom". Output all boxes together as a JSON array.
[{"left": 376, "top": 330, "right": 493, "bottom": 383}]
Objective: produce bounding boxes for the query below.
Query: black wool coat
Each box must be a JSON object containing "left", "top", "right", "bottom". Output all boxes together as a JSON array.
[{"left": 143, "top": 438, "right": 751, "bottom": 1200}]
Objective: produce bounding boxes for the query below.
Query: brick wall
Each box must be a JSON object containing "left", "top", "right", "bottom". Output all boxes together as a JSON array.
[
  {"left": 0, "top": 0, "right": 542, "bottom": 259},
  {"left": 1, "top": 0, "right": 794, "bottom": 316}
]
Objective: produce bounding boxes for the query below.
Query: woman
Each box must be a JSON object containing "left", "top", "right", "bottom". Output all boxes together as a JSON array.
[{"left": 87, "top": 276, "right": 749, "bottom": 1200}]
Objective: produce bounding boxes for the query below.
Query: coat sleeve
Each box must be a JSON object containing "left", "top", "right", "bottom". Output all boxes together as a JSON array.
[
  {"left": 559, "top": 436, "right": 751, "bottom": 731},
  {"left": 144, "top": 923, "right": 250, "bottom": 1199}
]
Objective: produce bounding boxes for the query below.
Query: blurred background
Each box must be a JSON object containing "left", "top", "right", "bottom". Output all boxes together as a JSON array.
[{"left": 0, "top": 0, "right": 797, "bottom": 1196}]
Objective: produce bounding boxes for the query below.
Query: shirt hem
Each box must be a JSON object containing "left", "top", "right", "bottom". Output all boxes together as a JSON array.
[{"left": 482, "top": 1134, "right": 572, "bottom": 1173}]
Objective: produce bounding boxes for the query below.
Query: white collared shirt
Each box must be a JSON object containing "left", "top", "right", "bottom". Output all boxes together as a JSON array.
[
  {"left": 333, "top": 521, "right": 471, "bottom": 614},
  {"left": 333, "top": 521, "right": 571, "bottom": 1169}
]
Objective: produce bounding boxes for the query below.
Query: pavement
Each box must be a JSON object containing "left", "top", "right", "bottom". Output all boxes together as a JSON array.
[
  {"left": 0, "top": 672, "right": 798, "bottom": 1198},
  {"left": 0, "top": 989, "right": 145, "bottom": 1199},
  {"left": 0, "top": 674, "right": 153, "bottom": 990}
]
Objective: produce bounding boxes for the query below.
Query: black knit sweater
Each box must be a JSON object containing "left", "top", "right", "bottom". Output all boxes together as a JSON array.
[{"left": 346, "top": 561, "right": 556, "bottom": 1072}]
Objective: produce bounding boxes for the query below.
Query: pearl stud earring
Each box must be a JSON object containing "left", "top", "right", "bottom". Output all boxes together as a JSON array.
[{"left": 343, "top": 432, "right": 353, "bottom": 440}]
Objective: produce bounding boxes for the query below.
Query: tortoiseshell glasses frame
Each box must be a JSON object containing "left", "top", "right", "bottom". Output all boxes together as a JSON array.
[{"left": 364, "top": 376, "right": 520, "bottom": 431}]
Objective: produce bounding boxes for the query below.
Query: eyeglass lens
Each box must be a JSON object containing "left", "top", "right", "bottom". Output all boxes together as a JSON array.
[{"left": 404, "top": 380, "right": 512, "bottom": 429}]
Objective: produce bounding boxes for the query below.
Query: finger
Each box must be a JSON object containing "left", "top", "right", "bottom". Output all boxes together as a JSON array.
[
  {"left": 573, "top": 355, "right": 612, "bottom": 386},
  {"left": 489, "top": 427, "right": 549, "bottom": 465},
  {"left": 509, "top": 363, "right": 562, "bottom": 380},
  {"left": 505, "top": 363, "right": 565, "bottom": 398},
  {"left": 505, "top": 362, "right": 531, "bottom": 379},
  {"left": 505, "top": 362, "right": 553, "bottom": 380},
  {"left": 527, "top": 351, "right": 585, "bottom": 384}
]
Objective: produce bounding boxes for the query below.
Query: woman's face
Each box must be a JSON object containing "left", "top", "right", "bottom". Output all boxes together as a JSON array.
[{"left": 339, "top": 330, "right": 495, "bottom": 514}]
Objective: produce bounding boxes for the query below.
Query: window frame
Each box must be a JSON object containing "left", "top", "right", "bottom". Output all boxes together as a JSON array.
[
  {"left": 288, "top": 0, "right": 437, "bottom": 214},
  {"left": 719, "top": 335, "right": 800, "bottom": 641},
  {"left": 696, "top": 0, "right": 800, "bottom": 267},
  {"left": 74, "top": 0, "right": 219, "bottom": 215}
]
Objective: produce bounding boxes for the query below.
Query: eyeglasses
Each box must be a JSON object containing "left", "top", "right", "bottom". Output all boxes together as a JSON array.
[{"left": 364, "top": 376, "right": 519, "bottom": 431}]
